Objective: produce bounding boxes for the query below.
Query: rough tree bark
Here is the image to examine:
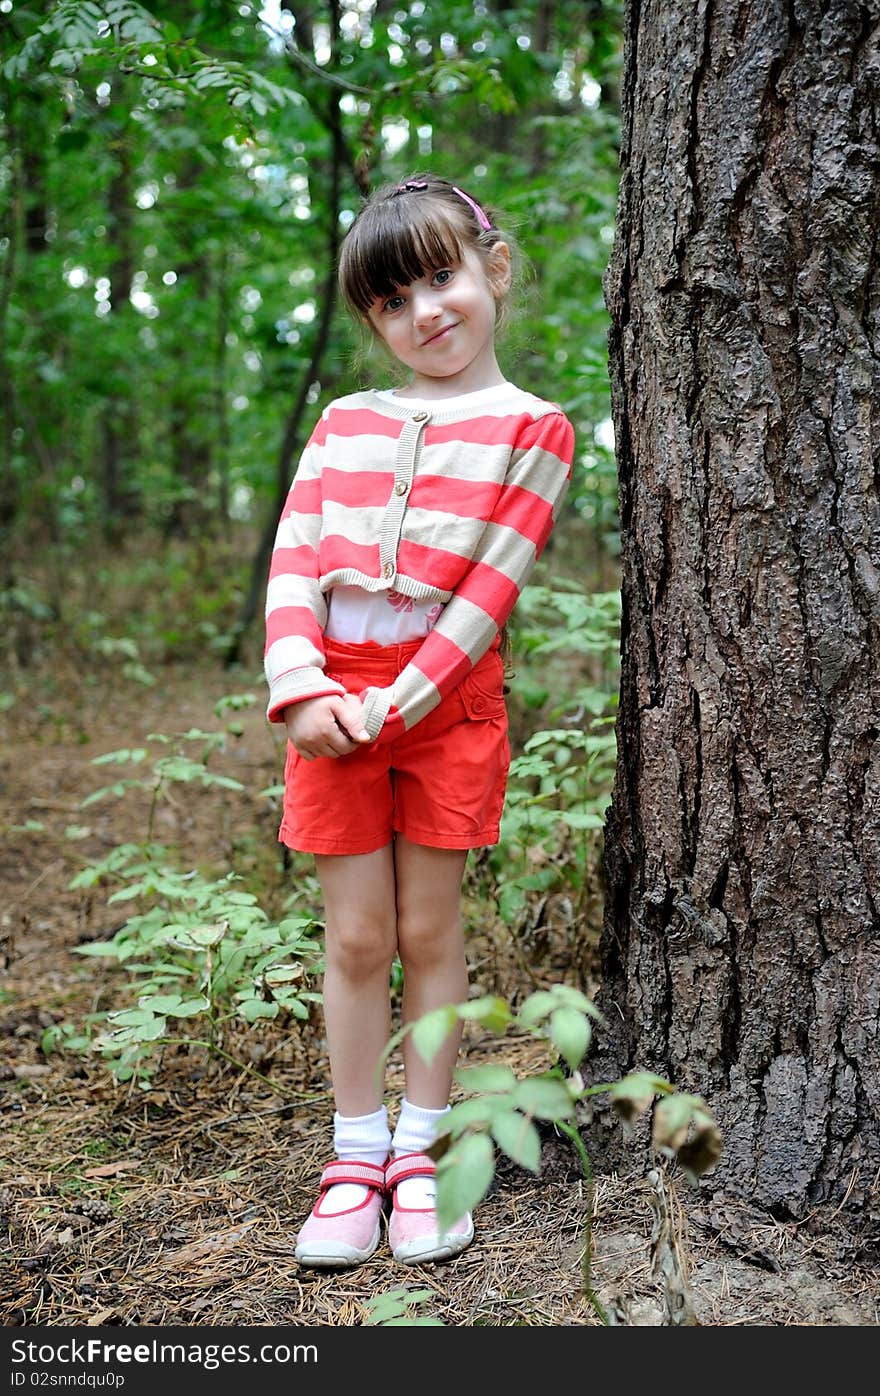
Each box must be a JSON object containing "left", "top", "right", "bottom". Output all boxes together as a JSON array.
[{"left": 594, "top": 0, "right": 880, "bottom": 1228}]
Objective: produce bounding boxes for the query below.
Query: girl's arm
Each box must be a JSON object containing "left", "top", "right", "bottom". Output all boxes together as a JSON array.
[
  {"left": 358, "top": 409, "right": 575, "bottom": 743},
  {"left": 264, "top": 436, "right": 346, "bottom": 723}
]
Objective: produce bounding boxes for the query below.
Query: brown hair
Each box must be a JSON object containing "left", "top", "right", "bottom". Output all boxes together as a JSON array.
[
  {"left": 338, "top": 173, "right": 515, "bottom": 325},
  {"left": 338, "top": 174, "right": 518, "bottom": 684}
]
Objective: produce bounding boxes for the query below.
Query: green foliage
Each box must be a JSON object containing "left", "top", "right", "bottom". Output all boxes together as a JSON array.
[
  {"left": 78, "top": 720, "right": 249, "bottom": 834},
  {"left": 3, "top": 2, "right": 300, "bottom": 136},
  {"left": 362, "top": 1288, "right": 443, "bottom": 1327},
  {"left": 482, "top": 580, "right": 619, "bottom": 934},
  {"left": 391, "top": 984, "right": 722, "bottom": 1318},
  {"left": 439, "top": 995, "right": 721, "bottom": 1218},
  {"left": 91, "top": 636, "right": 156, "bottom": 687},
  {"left": 60, "top": 839, "right": 324, "bottom": 1086},
  {"left": 1, "top": 0, "right": 622, "bottom": 553},
  {"left": 50, "top": 713, "right": 323, "bottom": 1087}
]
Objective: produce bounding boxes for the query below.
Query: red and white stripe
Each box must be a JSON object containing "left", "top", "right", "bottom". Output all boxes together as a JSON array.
[{"left": 264, "top": 387, "right": 574, "bottom": 738}]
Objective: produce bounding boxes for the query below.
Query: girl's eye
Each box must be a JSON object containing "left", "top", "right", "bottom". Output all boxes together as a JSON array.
[
  {"left": 433, "top": 269, "right": 453, "bottom": 285},
  {"left": 382, "top": 294, "right": 405, "bottom": 313}
]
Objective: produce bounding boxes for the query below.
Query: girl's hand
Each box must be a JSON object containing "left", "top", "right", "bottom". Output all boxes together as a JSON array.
[{"left": 284, "top": 693, "right": 372, "bottom": 761}]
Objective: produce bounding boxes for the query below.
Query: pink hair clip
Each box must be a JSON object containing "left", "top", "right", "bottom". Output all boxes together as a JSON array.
[
  {"left": 395, "top": 180, "right": 429, "bottom": 193},
  {"left": 451, "top": 185, "right": 492, "bottom": 231}
]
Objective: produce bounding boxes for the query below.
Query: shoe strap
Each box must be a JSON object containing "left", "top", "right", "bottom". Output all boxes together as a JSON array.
[
  {"left": 385, "top": 1152, "right": 437, "bottom": 1189},
  {"left": 319, "top": 1159, "right": 386, "bottom": 1192}
]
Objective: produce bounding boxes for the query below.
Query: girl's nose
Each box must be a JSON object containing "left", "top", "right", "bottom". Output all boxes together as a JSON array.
[{"left": 412, "top": 291, "right": 441, "bottom": 325}]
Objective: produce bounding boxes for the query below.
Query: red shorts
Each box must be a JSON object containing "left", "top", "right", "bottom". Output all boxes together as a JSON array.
[{"left": 279, "top": 637, "right": 511, "bottom": 856}]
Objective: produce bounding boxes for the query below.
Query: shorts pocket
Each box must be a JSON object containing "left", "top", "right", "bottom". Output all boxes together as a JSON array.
[{"left": 458, "top": 660, "right": 507, "bottom": 721}]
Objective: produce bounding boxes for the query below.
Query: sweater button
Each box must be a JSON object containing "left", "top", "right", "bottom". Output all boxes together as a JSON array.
[
  {"left": 382, "top": 562, "right": 395, "bottom": 578},
  {"left": 394, "top": 480, "right": 408, "bottom": 495},
  {"left": 471, "top": 697, "right": 485, "bottom": 713},
  {"left": 412, "top": 410, "right": 428, "bottom": 422}
]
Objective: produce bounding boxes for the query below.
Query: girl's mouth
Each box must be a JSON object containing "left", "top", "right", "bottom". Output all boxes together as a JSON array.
[{"left": 422, "top": 323, "right": 457, "bottom": 346}]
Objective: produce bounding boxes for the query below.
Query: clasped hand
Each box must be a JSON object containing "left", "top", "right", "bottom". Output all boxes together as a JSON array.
[{"left": 284, "top": 692, "right": 372, "bottom": 761}]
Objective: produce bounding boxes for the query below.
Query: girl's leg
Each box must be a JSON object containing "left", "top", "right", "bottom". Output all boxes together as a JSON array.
[
  {"left": 294, "top": 845, "right": 398, "bottom": 1267},
  {"left": 386, "top": 835, "right": 474, "bottom": 1263},
  {"left": 314, "top": 843, "right": 398, "bottom": 1115},
  {"left": 393, "top": 835, "right": 470, "bottom": 1106}
]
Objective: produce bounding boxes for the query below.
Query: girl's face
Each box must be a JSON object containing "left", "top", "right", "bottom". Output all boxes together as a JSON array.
[{"left": 366, "top": 243, "right": 511, "bottom": 397}]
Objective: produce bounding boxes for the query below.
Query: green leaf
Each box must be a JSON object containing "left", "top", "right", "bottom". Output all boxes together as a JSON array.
[
  {"left": 547, "top": 1006, "right": 591, "bottom": 1070},
  {"left": 364, "top": 1292, "right": 405, "bottom": 1324},
  {"left": 608, "top": 1071, "right": 671, "bottom": 1124},
  {"left": 652, "top": 1092, "right": 702, "bottom": 1150},
  {"left": 442, "top": 1095, "right": 513, "bottom": 1136},
  {"left": 92, "top": 748, "right": 138, "bottom": 766},
  {"left": 435, "top": 1134, "right": 495, "bottom": 1232},
  {"left": 517, "top": 990, "right": 557, "bottom": 1027},
  {"left": 411, "top": 1005, "right": 458, "bottom": 1068},
  {"left": 556, "top": 809, "right": 605, "bottom": 829},
  {"left": 64, "top": 824, "right": 91, "bottom": 840},
  {"left": 511, "top": 1075, "right": 576, "bottom": 1120},
  {"left": 94, "top": 1017, "right": 166, "bottom": 1048},
  {"left": 166, "top": 997, "right": 210, "bottom": 1018},
  {"left": 106, "top": 1008, "right": 159, "bottom": 1028},
  {"left": 168, "top": 924, "right": 226, "bottom": 950},
  {"left": 455, "top": 995, "right": 513, "bottom": 1031},
  {"left": 137, "top": 994, "right": 187, "bottom": 1014},
  {"left": 81, "top": 779, "right": 142, "bottom": 807},
  {"left": 548, "top": 984, "right": 602, "bottom": 1019},
  {"left": 382, "top": 1316, "right": 444, "bottom": 1326},
  {"left": 672, "top": 1110, "right": 723, "bottom": 1182},
  {"left": 262, "top": 964, "right": 304, "bottom": 987},
  {"left": 454, "top": 1064, "right": 517, "bottom": 1093},
  {"left": 73, "top": 942, "right": 124, "bottom": 958},
  {"left": 491, "top": 1111, "right": 542, "bottom": 1173},
  {"left": 239, "top": 999, "right": 279, "bottom": 1023}
]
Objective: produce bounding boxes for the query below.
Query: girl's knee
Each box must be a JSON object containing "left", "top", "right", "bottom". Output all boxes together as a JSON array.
[
  {"left": 396, "top": 911, "right": 463, "bottom": 970},
  {"left": 325, "top": 919, "right": 396, "bottom": 978}
]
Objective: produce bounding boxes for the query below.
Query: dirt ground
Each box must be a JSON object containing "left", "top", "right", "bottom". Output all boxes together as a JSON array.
[{"left": 2, "top": 645, "right": 878, "bottom": 1329}]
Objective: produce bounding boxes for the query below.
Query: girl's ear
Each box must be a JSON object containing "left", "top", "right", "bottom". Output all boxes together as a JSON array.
[{"left": 487, "top": 240, "right": 512, "bottom": 298}]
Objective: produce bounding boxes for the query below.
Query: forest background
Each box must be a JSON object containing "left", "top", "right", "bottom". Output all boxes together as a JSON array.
[{"left": 2, "top": 0, "right": 876, "bottom": 1329}]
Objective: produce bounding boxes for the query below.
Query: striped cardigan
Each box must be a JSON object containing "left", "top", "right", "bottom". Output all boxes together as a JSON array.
[{"left": 264, "top": 385, "right": 575, "bottom": 743}]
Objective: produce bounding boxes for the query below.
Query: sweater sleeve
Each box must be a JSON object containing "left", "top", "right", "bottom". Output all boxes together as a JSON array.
[
  {"left": 264, "top": 426, "right": 346, "bottom": 723},
  {"left": 359, "top": 409, "right": 575, "bottom": 743}
]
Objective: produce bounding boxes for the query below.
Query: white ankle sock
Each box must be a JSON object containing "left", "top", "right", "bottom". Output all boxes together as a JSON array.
[
  {"left": 320, "top": 1106, "right": 391, "bottom": 1217},
  {"left": 392, "top": 1099, "right": 451, "bottom": 1210}
]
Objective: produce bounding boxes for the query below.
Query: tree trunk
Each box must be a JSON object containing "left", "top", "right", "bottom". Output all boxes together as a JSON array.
[
  {"left": 224, "top": 0, "right": 345, "bottom": 666},
  {"left": 595, "top": 0, "right": 880, "bottom": 1229},
  {"left": 0, "top": 79, "right": 21, "bottom": 545},
  {"left": 100, "top": 114, "right": 140, "bottom": 535},
  {"left": 164, "top": 148, "right": 215, "bottom": 539}
]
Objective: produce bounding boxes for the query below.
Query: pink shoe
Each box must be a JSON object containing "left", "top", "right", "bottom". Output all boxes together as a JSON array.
[
  {"left": 294, "top": 1159, "right": 386, "bottom": 1268},
  {"left": 386, "top": 1153, "right": 475, "bottom": 1265}
]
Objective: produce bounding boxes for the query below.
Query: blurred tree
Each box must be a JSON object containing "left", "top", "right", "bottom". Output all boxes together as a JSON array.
[{"left": 98, "top": 72, "right": 140, "bottom": 532}]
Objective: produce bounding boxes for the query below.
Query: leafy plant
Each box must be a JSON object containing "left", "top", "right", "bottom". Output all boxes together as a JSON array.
[
  {"left": 492, "top": 726, "right": 615, "bottom": 932},
  {"left": 386, "top": 986, "right": 722, "bottom": 1323},
  {"left": 92, "top": 635, "right": 156, "bottom": 687},
  {"left": 52, "top": 716, "right": 324, "bottom": 1088},
  {"left": 62, "top": 844, "right": 323, "bottom": 1088},
  {"left": 80, "top": 723, "right": 246, "bottom": 839},
  {"left": 3, "top": 1, "right": 301, "bottom": 137},
  {"left": 480, "top": 580, "right": 620, "bottom": 937},
  {"left": 362, "top": 1288, "right": 443, "bottom": 1327}
]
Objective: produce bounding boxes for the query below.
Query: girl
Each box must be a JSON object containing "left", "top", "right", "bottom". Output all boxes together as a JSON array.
[{"left": 264, "top": 174, "right": 575, "bottom": 1268}]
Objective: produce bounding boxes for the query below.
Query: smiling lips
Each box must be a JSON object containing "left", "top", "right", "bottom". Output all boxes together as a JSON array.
[{"left": 421, "top": 322, "right": 459, "bottom": 346}]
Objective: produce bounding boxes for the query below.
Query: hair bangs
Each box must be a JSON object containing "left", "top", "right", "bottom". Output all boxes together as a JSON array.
[{"left": 340, "top": 197, "right": 467, "bottom": 317}]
